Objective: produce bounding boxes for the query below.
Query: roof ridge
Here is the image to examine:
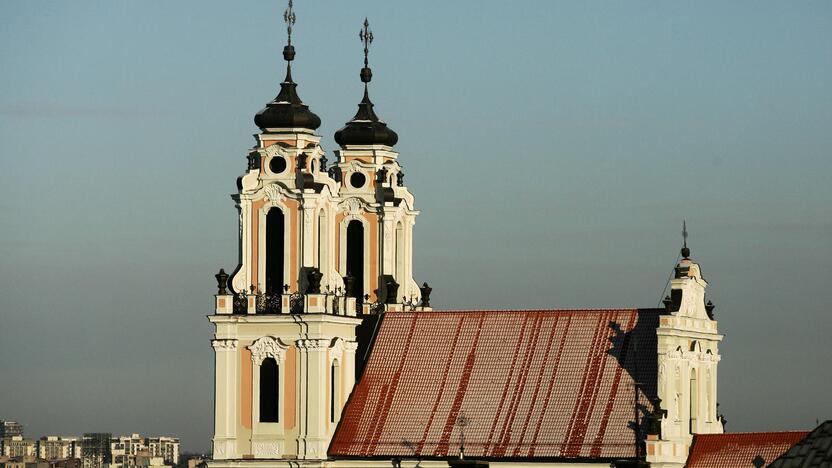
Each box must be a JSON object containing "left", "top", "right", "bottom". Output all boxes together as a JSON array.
[
  {"left": 698, "top": 430, "right": 810, "bottom": 436},
  {"left": 394, "top": 308, "right": 653, "bottom": 313}
]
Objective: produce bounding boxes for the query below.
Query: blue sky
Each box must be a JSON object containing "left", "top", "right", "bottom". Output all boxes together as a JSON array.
[{"left": 1, "top": 1, "right": 830, "bottom": 452}]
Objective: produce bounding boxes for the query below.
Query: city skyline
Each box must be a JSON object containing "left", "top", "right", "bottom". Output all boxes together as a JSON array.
[{"left": 2, "top": 0, "right": 831, "bottom": 453}]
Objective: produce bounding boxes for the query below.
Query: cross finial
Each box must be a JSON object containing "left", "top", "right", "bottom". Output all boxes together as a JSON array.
[
  {"left": 456, "top": 412, "right": 469, "bottom": 459},
  {"left": 681, "top": 220, "right": 691, "bottom": 258},
  {"left": 284, "top": 0, "right": 296, "bottom": 46},
  {"left": 360, "top": 18, "right": 374, "bottom": 69}
]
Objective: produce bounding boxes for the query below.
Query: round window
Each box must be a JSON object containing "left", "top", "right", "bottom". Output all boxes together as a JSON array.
[
  {"left": 350, "top": 172, "right": 366, "bottom": 188},
  {"left": 269, "top": 156, "right": 287, "bottom": 174}
]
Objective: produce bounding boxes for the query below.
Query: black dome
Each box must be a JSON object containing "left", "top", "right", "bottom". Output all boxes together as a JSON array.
[
  {"left": 334, "top": 88, "right": 398, "bottom": 147},
  {"left": 254, "top": 45, "right": 320, "bottom": 132}
]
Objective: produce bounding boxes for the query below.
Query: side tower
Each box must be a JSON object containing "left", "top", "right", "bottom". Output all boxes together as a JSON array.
[
  {"left": 333, "top": 18, "right": 422, "bottom": 312},
  {"left": 208, "top": 7, "right": 427, "bottom": 467},
  {"left": 646, "top": 237, "right": 724, "bottom": 468}
]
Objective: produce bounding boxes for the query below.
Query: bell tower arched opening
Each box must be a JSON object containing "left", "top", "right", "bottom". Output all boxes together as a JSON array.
[
  {"left": 346, "top": 220, "right": 364, "bottom": 302},
  {"left": 266, "top": 208, "right": 285, "bottom": 294}
]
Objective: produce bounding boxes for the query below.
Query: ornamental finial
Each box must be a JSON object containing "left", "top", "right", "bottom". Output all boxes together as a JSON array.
[
  {"left": 281, "top": 0, "right": 297, "bottom": 66},
  {"left": 359, "top": 18, "right": 374, "bottom": 84},
  {"left": 284, "top": 0, "right": 296, "bottom": 47},
  {"left": 681, "top": 219, "right": 690, "bottom": 259}
]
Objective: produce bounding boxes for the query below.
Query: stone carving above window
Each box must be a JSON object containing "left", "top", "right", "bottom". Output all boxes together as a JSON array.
[
  {"left": 264, "top": 184, "right": 286, "bottom": 204},
  {"left": 248, "top": 336, "right": 288, "bottom": 365}
]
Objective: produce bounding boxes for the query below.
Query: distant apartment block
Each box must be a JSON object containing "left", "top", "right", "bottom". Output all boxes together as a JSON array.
[
  {"left": 110, "top": 435, "right": 178, "bottom": 468},
  {"left": 0, "top": 422, "right": 23, "bottom": 440},
  {"left": 1, "top": 436, "right": 36, "bottom": 458},
  {"left": 37, "top": 437, "right": 80, "bottom": 461},
  {"left": 80, "top": 434, "right": 110, "bottom": 468},
  {"left": 0, "top": 426, "right": 178, "bottom": 468}
]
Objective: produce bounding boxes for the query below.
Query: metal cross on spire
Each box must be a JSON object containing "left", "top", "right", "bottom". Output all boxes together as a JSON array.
[
  {"left": 681, "top": 219, "right": 691, "bottom": 258},
  {"left": 360, "top": 18, "right": 374, "bottom": 69},
  {"left": 284, "top": 0, "right": 296, "bottom": 46}
]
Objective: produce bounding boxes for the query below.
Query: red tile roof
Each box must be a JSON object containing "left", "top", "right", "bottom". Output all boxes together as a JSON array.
[
  {"left": 330, "top": 309, "right": 659, "bottom": 461},
  {"left": 686, "top": 431, "right": 808, "bottom": 468}
]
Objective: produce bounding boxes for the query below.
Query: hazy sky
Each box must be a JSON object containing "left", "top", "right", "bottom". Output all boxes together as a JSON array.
[{"left": 1, "top": 0, "right": 830, "bottom": 453}]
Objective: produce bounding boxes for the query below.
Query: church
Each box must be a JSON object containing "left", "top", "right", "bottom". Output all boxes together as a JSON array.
[{"left": 205, "top": 3, "right": 805, "bottom": 467}]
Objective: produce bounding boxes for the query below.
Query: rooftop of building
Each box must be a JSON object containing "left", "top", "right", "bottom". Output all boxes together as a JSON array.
[
  {"left": 686, "top": 430, "right": 809, "bottom": 468},
  {"left": 330, "top": 308, "right": 660, "bottom": 462},
  {"left": 768, "top": 420, "right": 832, "bottom": 468}
]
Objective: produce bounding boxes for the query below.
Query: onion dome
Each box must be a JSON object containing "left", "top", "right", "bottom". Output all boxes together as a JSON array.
[
  {"left": 334, "top": 18, "right": 398, "bottom": 147},
  {"left": 254, "top": 1, "right": 320, "bottom": 132}
]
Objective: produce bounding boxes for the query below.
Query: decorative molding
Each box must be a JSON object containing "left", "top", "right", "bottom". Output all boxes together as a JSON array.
[
  {"left": 248, "top": 336, "right": 288, "bottom": 365},
  {"left": 343, "top": 341, "right": 359, "bottom": 352},
  {"left": 339, "top": 197, "right": 364, "bottom": 215},
  {"left": 329, "top": 338, "right": 345, "bottom": 359},
  {"left": 304, "top": 208, "right": 315, "bottom": 228},
  {"left": 211, "top": 339, "right": 238, "bottom": 351},
  {"left": 251, "top": 440, "right": 281, "bottom": 458},
  {"left": 212, "top": 439, "right": 234, "bottom": 460},
  {"left": 237, "top": 208, "right": 243, "bottom": 238},
  {"left": 263, "top": 184, "right": 286, "bottom": 204},
  {"left": 296, "top": 338, "right": 329, "bottom": 350}
]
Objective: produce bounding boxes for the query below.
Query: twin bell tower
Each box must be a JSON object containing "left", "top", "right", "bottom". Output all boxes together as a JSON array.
[{"left": 208, "top": 1, "right": 430, "bottom": 464}]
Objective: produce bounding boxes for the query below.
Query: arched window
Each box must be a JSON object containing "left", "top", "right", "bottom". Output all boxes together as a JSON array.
[
  {"left": 689, "top": 368, "right": 698, "bottom": 433},
  {"left": 260, "top": 357, "right": 279, "bottom": 422},
  {"left": 346, "top": 220, "right": 364, "bottom": 301},
  {"left": 330, "top": 360, "right": 340, "bottom": 423},
  {"left": 266, "top": 208, "right": 284, "bottom": 294}
]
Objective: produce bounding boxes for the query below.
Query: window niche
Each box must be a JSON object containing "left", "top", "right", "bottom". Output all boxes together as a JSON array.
[
  {"left": 260, "top": 358, "right": 279, "bottom": 423},
  {"left": 249, "top": 336, "right": 287, "bottom": 428}
]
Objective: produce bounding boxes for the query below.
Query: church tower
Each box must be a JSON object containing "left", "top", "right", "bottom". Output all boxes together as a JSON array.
[
  {"left": 331, "top": 18, "right": 422, "bottom": 311},
  {"left": 208, "top": 5, "right": 426, "bottom": 466},
  {"left": 646, "top": 233, "right": 725, "bottom": 468}
]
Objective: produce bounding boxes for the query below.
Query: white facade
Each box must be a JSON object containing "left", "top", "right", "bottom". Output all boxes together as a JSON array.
[
  {"left": 646, "top": 255, "right": 724, "bottom": 468},
  {"left": 209, "top": 121, "right": 426, "bottom": 468}
]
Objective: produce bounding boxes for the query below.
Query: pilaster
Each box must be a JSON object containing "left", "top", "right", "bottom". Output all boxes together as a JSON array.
[
  {"left": 212, "top": 339, "right": 239, "bottom": 460},
  {"left": 295, "top": 338, "right": 330, "bottom": 460}
]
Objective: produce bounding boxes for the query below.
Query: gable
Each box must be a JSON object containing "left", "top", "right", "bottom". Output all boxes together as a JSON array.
[{"left": 330, "top": 308, "right": 659, "bottom": 461}]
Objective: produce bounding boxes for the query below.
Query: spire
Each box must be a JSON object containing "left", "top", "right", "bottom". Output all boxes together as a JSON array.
[
  {"left": 681, "top": 220, "right": 690, "bottom": 259},
  {"left": 254, "top": 0, "right": 321, "bottom": 132},
  {"left": 334, "top": 18, "right": 398, "bottom": 147}
]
